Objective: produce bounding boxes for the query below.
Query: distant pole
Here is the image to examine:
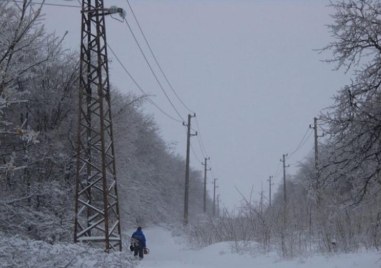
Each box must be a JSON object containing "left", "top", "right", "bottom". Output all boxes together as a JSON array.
[
  {"left": 183, "top": 113, "right": 197, "bottom": 225},
  {"left": 281, "top": 154, "right": 288, "bottom": 204},
  {"left": 280, "top": 153, "right": 288, "bottom": 257},
  {"left": 309, "top": 117, "right": 323, "bottom": 247},
  {"left": 268, "top": 176, "right": 273, "bottom": 207},
  {"left": 260, "top": 182, "right": 264, "bottom": 214},
  {"left": 217, "top": 194, "right": 220, "bottom": 217},
  {"left": 202, "top": 157, "right": 211, "bottom": 213},
  {"left": 213, "top": 178, "right": 217, "bottom": 216},
  {"left": 309, "top": 117, "right": 321, "bottom": 205}
]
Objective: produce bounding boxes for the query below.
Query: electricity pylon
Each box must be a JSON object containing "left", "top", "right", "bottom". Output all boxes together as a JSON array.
[{"left": 74, "top": 0, "right": 124, "bottom": 252}]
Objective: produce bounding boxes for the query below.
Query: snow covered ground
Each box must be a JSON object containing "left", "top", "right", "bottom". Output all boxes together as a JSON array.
[
  {"left": 1, "top": 227, "right": 380, "bottom": 267},
  {"left": 0, "top": 232, "right": 134, "bottom": 267},
  {"left": 135, "top": 227, "right": 381, "bottom": 268}
]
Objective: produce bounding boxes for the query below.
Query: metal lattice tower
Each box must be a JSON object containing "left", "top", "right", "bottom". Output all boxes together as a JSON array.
[{"left": 74, "top": 0, "right": 122, "bottom": 252}]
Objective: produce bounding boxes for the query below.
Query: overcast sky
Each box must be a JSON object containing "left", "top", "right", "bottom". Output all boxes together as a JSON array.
[{"left": 42, "top": 0, "right": 349, "bottom": 210}]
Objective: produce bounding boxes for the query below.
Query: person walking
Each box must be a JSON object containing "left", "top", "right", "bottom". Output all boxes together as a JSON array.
[{"left": 131, "top": 226, "right": 147, "bottom": 259}]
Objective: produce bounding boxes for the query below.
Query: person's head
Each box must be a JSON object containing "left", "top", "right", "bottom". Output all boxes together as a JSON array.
[{"left": 137, "top": 226, "right": 142, "bottom": 231}]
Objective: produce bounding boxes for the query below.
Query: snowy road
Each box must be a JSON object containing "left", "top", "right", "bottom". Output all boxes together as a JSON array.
[{"left": 132, "top": 227, "right": 380, "bottom": 268}]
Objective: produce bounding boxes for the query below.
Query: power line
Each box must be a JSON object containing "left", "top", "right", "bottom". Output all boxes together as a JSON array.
[
  {"left": 270, "top": 127, "right": 313, "bottom": 186},
  {"left": 16, "top": 0, "right": 213, "bottom": 174},
  {"left": 210, "top": 168, "right": 217, "bottom": 182},
  {"left": 36, "top": 0, "right": 181, "bottom": 124},
  {"left": 8, "top": 0, "right": 215, "bottom": 179},
  {"left": 75, "top": 1, "right": 184, "bottom": 125},
  {"left": 288, "top": 127, "right": 313, "bottom": 157},
  {"left": 190, "top": 143, "right": 202, "bottom": 164},
  {"left": 104, "top": 2, "right": 204, "bottom": 162},
  {"left": 3, "top": 0, "right": 80, "bottom": 8},
  {"left": 9, "top": 0, "right": 191, "bottom": 130},
  {"left": 7, "top": 0, "right": 190, "bottom": 123},
  {"left": 43, "top": 0, "right": 193, "bottom": 118},
  {"left": 194, "top": 117, "right": 209, "bottom": 158},
  {"left": 124, "top": 0, "right": 194, "bottom": 114},
  {"left": 196, "top": 134, "right": 207, "bottom": 159},
  {"left": 107, "top": 44, "right": 182, "bottom": 123},
  {"left": 122, "top": 17, "right": 185, "bottom": 122},
  {"left": 272, "top": 161, "right": 282, "bottom": 180}
]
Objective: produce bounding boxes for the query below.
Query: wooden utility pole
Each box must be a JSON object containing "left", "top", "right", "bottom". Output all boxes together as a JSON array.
[
  {"left": 202, "top": 157, "right": 211, "bottom": 213},
  {"left": 217, "top": 194, "right": 220, "bottom": 217},
  {"left": 268, "top": 176, "right": 273, "bottom": 207},
  {"left": 213, "top": 178, "right": 217, "bottom": 216},
  {"left": 183, "top": 114, "right": 197, "bottom": 225},
  {"left": 260, "top": 182, "right": 264, "bottom": 214},
  {"left": 309, "top": 117, "right": 321, "bottom": 204},
  {"left": 309, "top": 117, "right": 324, "bottom": 248},
  {"left": 280, "top": 153, "right": 288, "bottom": 257},
  {"left": 281, "top": 154, "right": 288, "bottom": 204}
]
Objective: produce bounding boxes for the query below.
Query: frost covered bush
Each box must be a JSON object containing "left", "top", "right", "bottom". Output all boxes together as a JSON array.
[{"left": 0, "top": 232, "right": 134, "bottom": 267}]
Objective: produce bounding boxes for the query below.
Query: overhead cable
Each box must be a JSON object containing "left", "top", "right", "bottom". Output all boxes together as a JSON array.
[
  {"left": 194, "top": 117, "right": 209, "bottom": 158},
  {"left": 3, "top": 0, "right": 80, "bottom": 8},
  {"left": 107, "top": 44, "right": 182, "bottom": 123},
  {"left": 288, "top": 127, "right": 313, "bottom": 157},
  {"left": 124, "top": 0, "right": 194, "bottom": 114},
  {"left": 273, "top": 162, "right": 282, "bottom": 180},
  {"left": 190, "top": 143, "right": 202, "bottom": 164},
  {"left": 122, "top": 17, "right": 185, "bottom": 123}
]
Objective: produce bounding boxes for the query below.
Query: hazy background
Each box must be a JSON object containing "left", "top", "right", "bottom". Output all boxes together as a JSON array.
[{"left": 42, "top": 0, "right": 348, "bottom": 210}]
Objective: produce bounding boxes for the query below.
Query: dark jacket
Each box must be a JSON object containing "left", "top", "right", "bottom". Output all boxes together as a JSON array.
[{"left": 132, "top": 229, "right": 146, "bottom": 248}]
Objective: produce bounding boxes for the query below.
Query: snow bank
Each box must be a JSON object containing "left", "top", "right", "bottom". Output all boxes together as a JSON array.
[
  {"left": 137, "top": 226, "right": 381, "bottom": 268},
  {"left": 0, "top": 232, "right": 134, "bottom": 267},
  {"left": 1, "top": 227, "right": 380, "bottom": 268}
]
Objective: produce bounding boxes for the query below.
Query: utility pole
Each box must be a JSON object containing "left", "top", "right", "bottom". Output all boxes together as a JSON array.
[
  {"left": 268, "top": 176, "right": 273, "bottom": 207},
  {"left": 213, "top": 178, "right": 218, "bottom": 216},
  {"left": 260, "top": 182, "right": 264, "bottom": 214},
  {"left": 183, "top": 113, "right": 197, "bottom": 225},
  {"left": 309, "top": 117, "right": 324, "bottom": 248},
  {"left": 217, "top": 194, "right": 220, "bottom": 217},
  {"left": 281, "top": 154, "right": 288, "bottom": 204},
  {"left": 202, "top": 157, "right": 211, "bottom": 213},
  {"left": 309, "top": 117, "right": 322, "bottom": 204},
  {"left": 74, "top": 1, "right": 124, "bottom": 252},
  {"left": 280, "top": 153, "right": 289, "bottom": 257}
]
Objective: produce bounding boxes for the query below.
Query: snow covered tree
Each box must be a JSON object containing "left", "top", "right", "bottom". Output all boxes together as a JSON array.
[
  {"left": 0, "top": 1, "right": 79, "bottom": 242},
  {"left": 321, "top": 0, "right": 381, "bottom": 204},
  {"left": 1, "top": 0, "right": 51, "bottom": 171},
  {"left": 0, "top": 0, "right": 214, "bottom": 246},
  {"left": 112, "top": 91, "right": 209, "bottom": 228},
  {"left": 317, "top": 0, "right": 381, "bottom": 249}
]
